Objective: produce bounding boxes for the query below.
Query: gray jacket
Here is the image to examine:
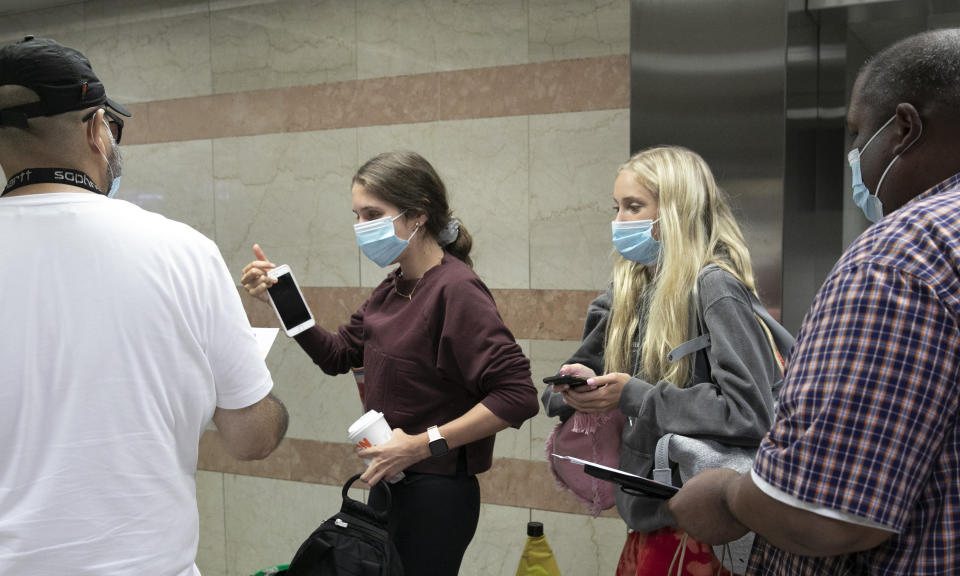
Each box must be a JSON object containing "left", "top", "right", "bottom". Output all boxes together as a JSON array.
[{"left": 542, "top": 265, "right": 794, "bottom": 531}]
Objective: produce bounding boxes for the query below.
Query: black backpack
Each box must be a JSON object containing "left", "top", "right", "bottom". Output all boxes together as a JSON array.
[{"left": 286, "top": 474, "right": 404, "bottom": 576}]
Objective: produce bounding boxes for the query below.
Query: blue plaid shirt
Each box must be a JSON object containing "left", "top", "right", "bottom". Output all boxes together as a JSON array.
[{"left": 750, "top": 173, "right": 960, "bottom": 575}]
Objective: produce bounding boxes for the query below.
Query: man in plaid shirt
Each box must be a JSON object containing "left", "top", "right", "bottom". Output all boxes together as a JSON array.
[{"left": 666, "top": 29, "right": 960, "bottom": 574}]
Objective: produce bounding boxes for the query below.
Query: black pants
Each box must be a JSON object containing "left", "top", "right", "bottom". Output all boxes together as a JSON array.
[{"left": 368, "top": 467, "right": 481, "bottom": 576}]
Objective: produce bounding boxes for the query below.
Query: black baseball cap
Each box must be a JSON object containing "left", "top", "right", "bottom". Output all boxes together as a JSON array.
[{"left": 0, "top": 35, "right": 131, "bottom": 129}]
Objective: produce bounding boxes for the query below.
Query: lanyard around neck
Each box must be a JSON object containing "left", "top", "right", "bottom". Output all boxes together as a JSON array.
[{"left": 2, "top": 168, "right": 103, "bottom": 197}]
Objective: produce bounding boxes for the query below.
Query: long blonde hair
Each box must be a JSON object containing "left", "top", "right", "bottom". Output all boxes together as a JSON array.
[{"left": 604, "top": 146, "right": 756, "bottom": 387}]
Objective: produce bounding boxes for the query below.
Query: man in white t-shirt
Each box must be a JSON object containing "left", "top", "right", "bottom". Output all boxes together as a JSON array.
[{"left": 0, "top": 36, "right": 289, "bottom": 575}]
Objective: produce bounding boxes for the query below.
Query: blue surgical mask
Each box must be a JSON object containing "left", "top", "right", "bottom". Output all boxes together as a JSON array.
[
  {"left": 848, "top": 115, "right": 921, "bottom": 223},
  {"left": 612, "top": 218, "right": 660, "bottom": 265},
  {"left": 354, "top": 212, "right": 418, "bottom": 267},
  {"left": 107, "top": 175, "right": 121, "bottom": 198}
]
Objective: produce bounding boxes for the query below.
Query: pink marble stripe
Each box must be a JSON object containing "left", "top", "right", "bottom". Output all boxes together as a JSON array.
[
  {"left": 198, "top": 430, "right": 618, "bottom": 518},
  {"left": 240, "top": 286, "right": 602, "bottom": 342},
  {"left": 124, "top": 55, "right": 629, "bottom": 145}
]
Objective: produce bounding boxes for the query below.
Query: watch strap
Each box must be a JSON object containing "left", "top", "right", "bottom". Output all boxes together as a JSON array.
[{"left": 427, "top": 425, "right": 449, "bottom": 457}]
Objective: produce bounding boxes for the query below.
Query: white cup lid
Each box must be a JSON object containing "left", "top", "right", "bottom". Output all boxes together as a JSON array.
[{"left": 348, "top": 409, "right": 384, "bottom": 436}]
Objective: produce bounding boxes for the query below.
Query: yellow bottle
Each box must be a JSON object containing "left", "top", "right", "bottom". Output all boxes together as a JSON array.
[{"left": 515, "top": 521, "right": 562, "bottom": 576}]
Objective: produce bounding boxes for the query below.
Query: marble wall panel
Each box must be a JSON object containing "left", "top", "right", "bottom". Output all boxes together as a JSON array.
[
  {"left": 491, "top": 411, "right": 533, "bottom": 462},
  {"left": 491, "top": 287, "right": 599, "bottom": 340},
  {"left": 532, "top": 509, "right": 628, "bottom": 575},
  {"left": 196, "top": 471, "right": 227, "bottom": 576},
  {"left": 209, "top": 0, "right": 357, "bottom": 94},
  {"left": 83, "top": 0, "right": 213, "bottom": 104},
  {"left": 213, "top": 129, "right": 360, "bottom": 287},
  {"left": 492, "top": 339, "right": 533, "bottom": 461},
  {"left": 528, "top": 339, "right": 582, "bottom": 462},
  {"left": 198, "top": 433, "right": 367, "bottom": 487},
  {"left": 529, "top": 109, "right": 629, "bottom": 290},
  {"left": 528, "top": 0, "right": 630, "bottom": 63},
  {"left": 120, "top": 140, "right": 216, "bottom": 240},
  {"left": 264, "top": 335, "right": 366, "bottom": 444},
  {"left": 432, "top": 116, "right": 530, "bottom": 289},
  {"left": 356, "top": 0, "right": 528, "bottom": 80},
  {"left": 206, "top": 470, "right": 624, "bottom": 576},
  {"left": 0, "top": 3, "right": 85, "bottom": 50},
  {"left": 460, "top": 503, "right": 531, "bottom": 576},
  {"left": 222, "top": 474, "right": 365, "bottom": 576}
]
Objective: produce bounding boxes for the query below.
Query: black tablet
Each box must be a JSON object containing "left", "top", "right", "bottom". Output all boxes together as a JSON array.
[
  {"left": 583, "top": 462, "right": 678, "bottom": 499},
  {"left": 552, "top": 454, "right": 678, "bottom": 500}
]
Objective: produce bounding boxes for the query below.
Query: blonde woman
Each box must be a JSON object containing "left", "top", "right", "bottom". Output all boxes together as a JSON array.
[{"left": 542, "top": 146, "right": 793, "bottom": 575}]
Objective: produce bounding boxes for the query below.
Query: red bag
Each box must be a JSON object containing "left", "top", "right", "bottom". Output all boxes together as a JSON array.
[
  {"left": 615, "top": 528, "right": 738, "bottom": 576},
  {"left": 545, "top": 410, "right": 625, "bottom": 516}
]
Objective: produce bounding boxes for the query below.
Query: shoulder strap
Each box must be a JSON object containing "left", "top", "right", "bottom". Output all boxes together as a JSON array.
[
  {"left": 695, "top": 268, "right": 785, "bottom": 376},
  {"left": 666, "top": 333, "right": 711, "bottom": 363},
  {"left": 754, "top": 313, "right": 785, "bottom": 373},
  {"left": 665, "top": 279, "right": 711, "bottom": 364},
  {"left": 653, "top": 433, "right": 675, "bottom": 486}
]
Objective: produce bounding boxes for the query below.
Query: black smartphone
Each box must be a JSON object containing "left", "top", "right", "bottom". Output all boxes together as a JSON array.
[{"left": 543, "top": 374, "right": 589, "bottom": 388}]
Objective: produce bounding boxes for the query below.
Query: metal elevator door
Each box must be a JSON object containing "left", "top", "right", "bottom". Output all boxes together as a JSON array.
[
  {"left": 631, "top": 0, "right": 960, "bottom": 333},
  {"left": 783, "top": 0, "right": 960, "bottom": 332}
]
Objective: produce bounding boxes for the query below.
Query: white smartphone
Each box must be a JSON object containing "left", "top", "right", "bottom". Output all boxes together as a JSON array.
[{"left": 266, "top": 264, "right": 315, "bottom": 337}]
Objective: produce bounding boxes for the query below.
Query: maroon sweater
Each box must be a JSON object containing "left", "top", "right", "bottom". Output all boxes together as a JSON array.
[{"left": 294, "top": 254, "right": 538, "bottom": 475}]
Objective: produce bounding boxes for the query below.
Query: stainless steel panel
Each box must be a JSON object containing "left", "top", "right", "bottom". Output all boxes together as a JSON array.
[
  {"left": 630, "top": 0, "right": 787, "bottom": 318},
  {"left": 781, "top": 7, "right": 848, "bottom": 332},
  {"left": 630, "top": 0, "right": 960, "bottom": 332},
  {"left": 783, "top": 0, "right": 960, "bottom": 332},
  {"left": 809, "top": 0, "right": 903, "bottom": 10}
]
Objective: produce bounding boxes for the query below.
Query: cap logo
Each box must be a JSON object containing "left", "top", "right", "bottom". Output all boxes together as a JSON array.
[{"left": 81, "top": 81, "right": 87, "bottom": 101}]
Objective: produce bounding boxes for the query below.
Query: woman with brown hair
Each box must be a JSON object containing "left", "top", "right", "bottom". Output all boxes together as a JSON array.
[{"left": 241, "top": 150, "right": 538, "bottom": 575}]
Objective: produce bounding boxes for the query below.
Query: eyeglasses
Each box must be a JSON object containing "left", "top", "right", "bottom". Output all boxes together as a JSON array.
[{"left": 82, "top": 107, "right": 124, "bottom": 144}]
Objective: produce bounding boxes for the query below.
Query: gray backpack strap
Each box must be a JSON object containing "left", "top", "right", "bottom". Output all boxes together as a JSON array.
[
  {"left": 653, "top": 433, "right": 675, "bottom": 486},
  {"left": 666, "top": 333, "right": 711, "bottom": 363}
]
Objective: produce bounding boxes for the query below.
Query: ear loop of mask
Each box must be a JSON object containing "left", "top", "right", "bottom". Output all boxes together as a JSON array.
[
  {"left": 859, "top": 115, "right": 896, "bottom": 157},
  {"left": 94, "top": 113, "right": 122, "bottom": 198},
  {"left": 873, "top": 117, "right": 923, "bottom": 197},
  {"left": 858, "top": 114, "right": 923, "bottom": 199},
  {"left": 406, "top": 220, "right": 421, "bottom": 243}
]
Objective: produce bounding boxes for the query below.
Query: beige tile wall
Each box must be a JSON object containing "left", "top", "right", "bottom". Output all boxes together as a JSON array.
[
  {"left": 197, "top": 471, "right": 227, "bottom": 576},
  {"left": 120, "top": 140, "right": 217, "bottom": 239},
  {"left": 530, "top": 109, "right": 630, "bottom": 290},
  {"left": 85, "top": 0, "right": 214, "bottom": 102},
  {"left": 2, "top": 1, "right": 631, "bottom": 574},
  {"left": 210, "top": 0, "right": 358, "bottom": 93},
  {"left": 213, "top": 129, "right": 361, "bottom": 287},
  {"left": 529, "top": 0, "right": 630, "bottom": 62},
  {"left": 221, "top": 474, "right": 367, "bottom": 576},
  {"left": 356, "top": 0, "right": 529, "bottom": 79}
]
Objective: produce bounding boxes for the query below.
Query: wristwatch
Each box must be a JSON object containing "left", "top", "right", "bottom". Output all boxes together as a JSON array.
[{"left": 427, "top": 425, "right": 449, "bottom": 457}]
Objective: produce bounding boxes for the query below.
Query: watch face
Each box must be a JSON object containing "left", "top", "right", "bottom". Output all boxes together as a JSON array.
[{"left": 429, "top": 438, "right": 449, "bottom": 457}]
